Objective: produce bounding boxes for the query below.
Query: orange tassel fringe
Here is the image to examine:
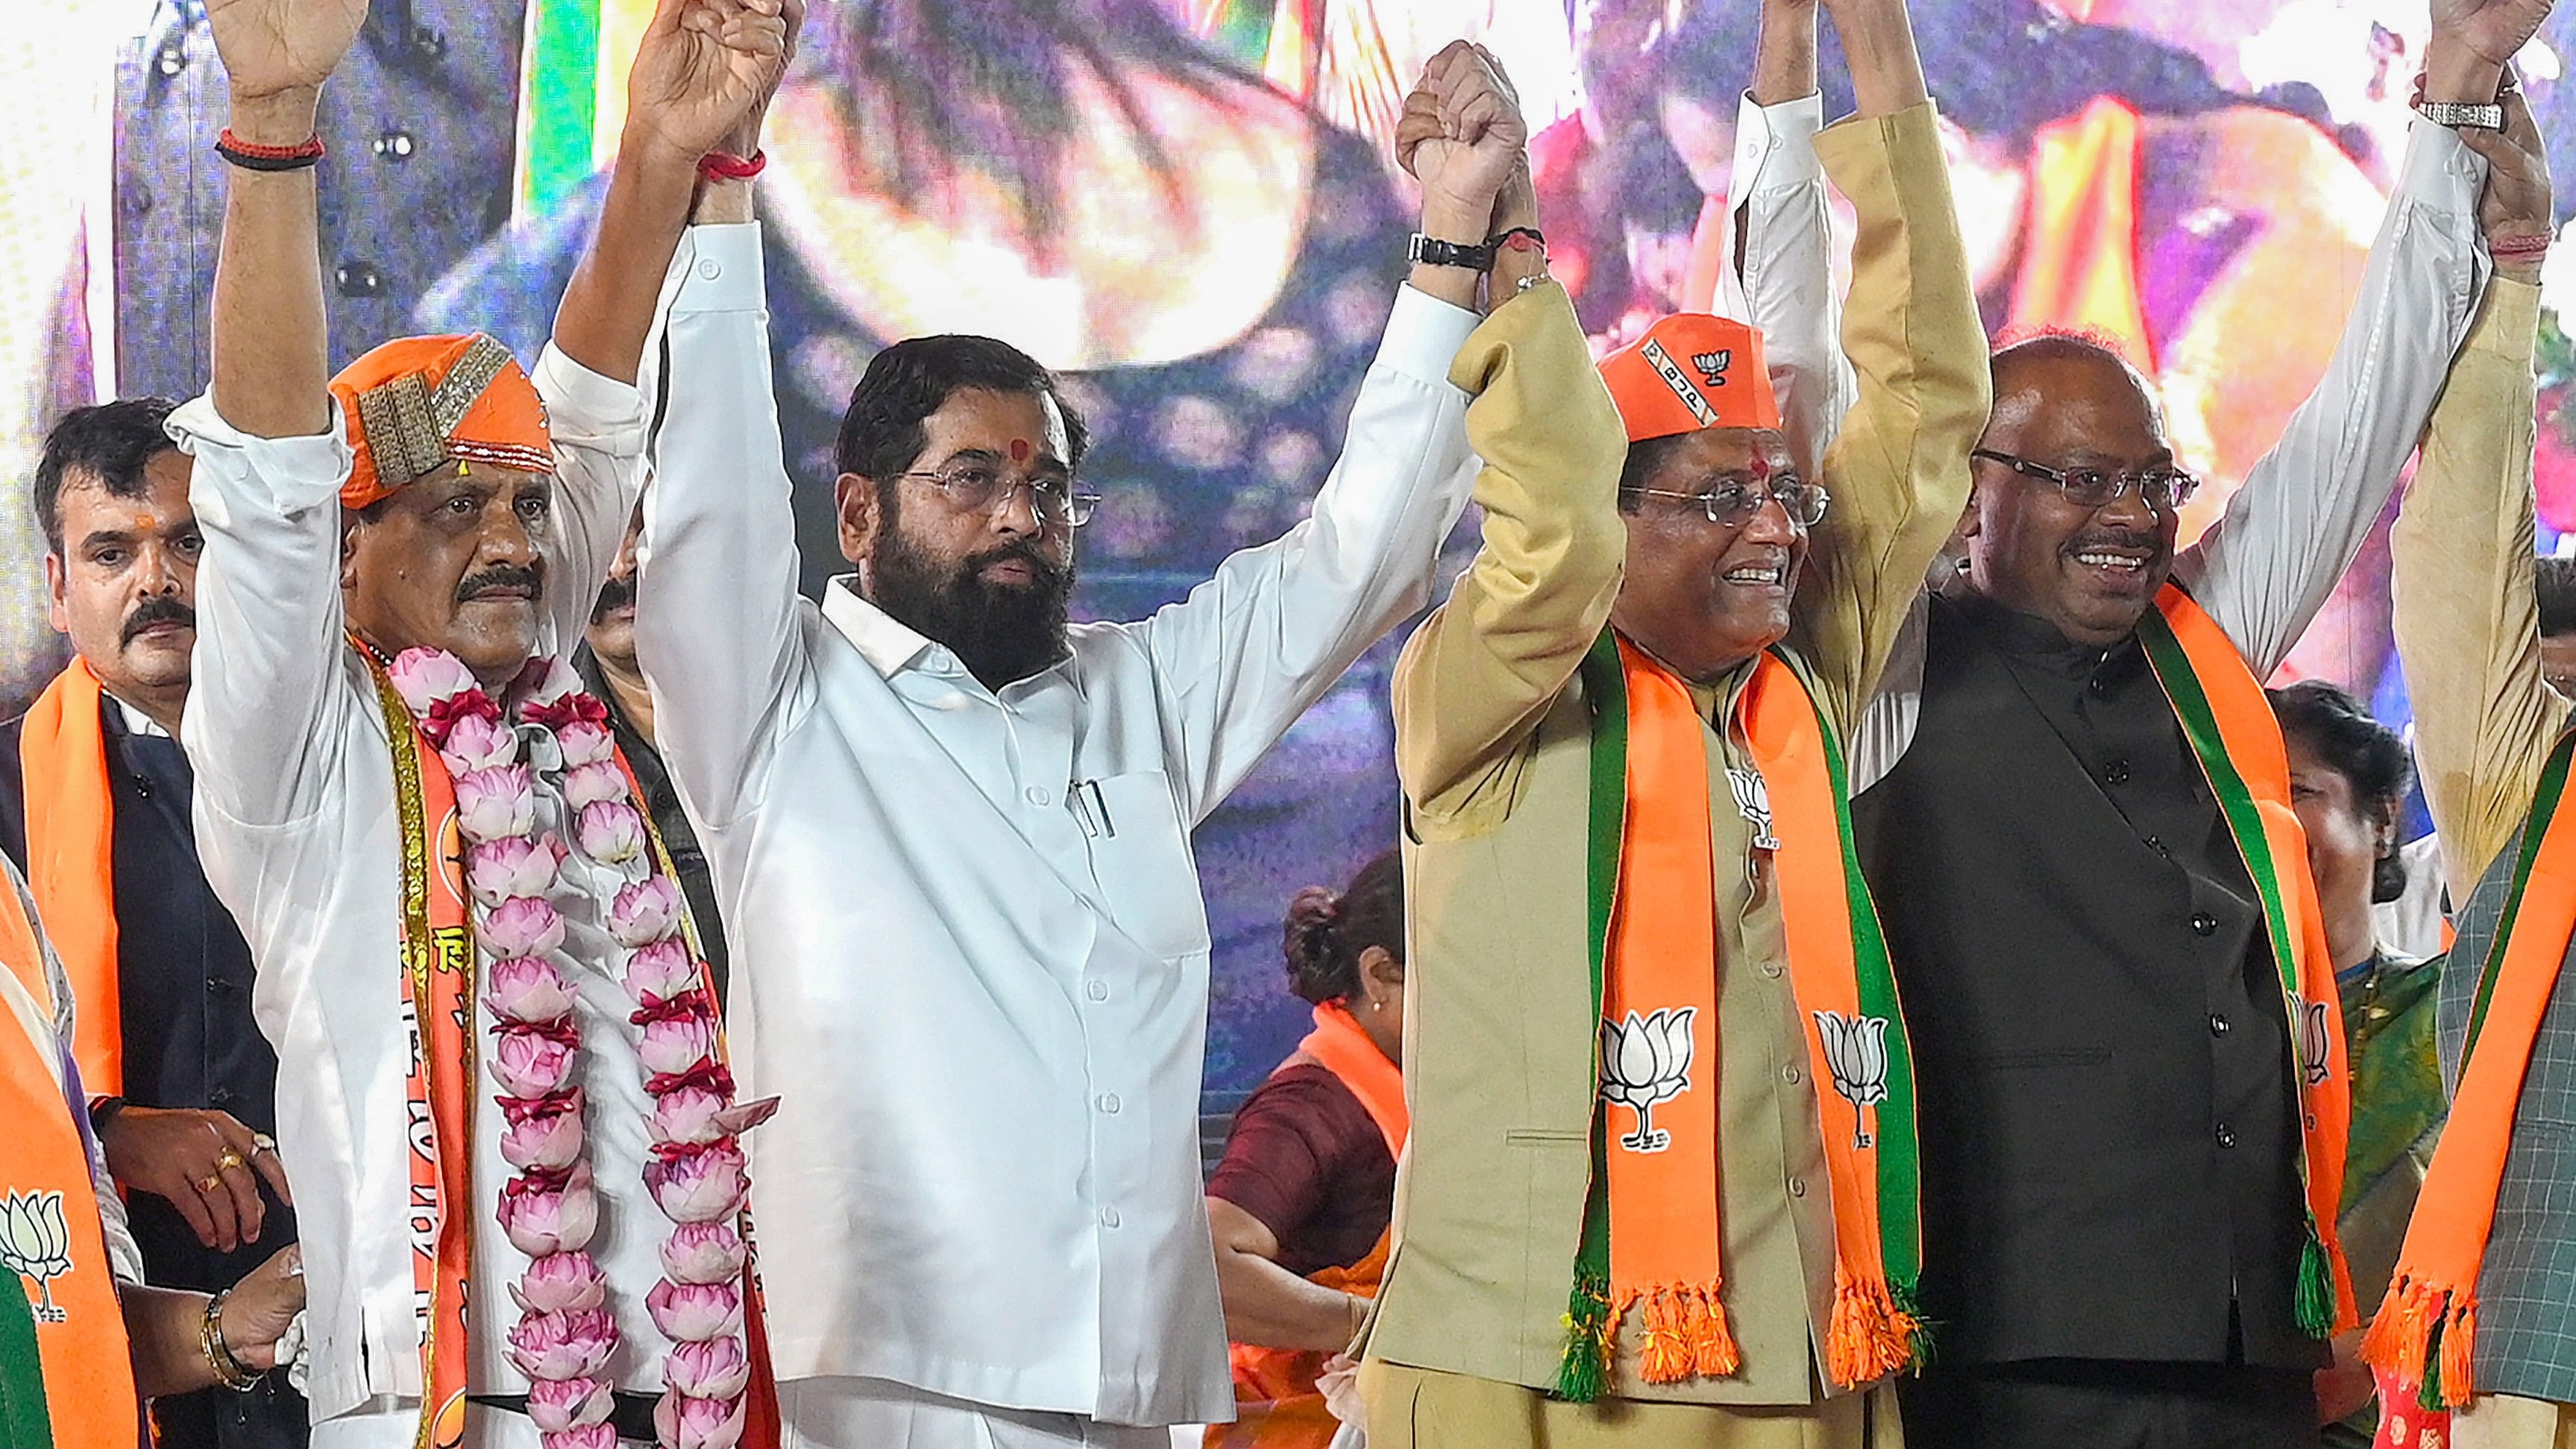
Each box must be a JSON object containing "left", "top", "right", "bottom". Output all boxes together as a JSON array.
[
  {"left": 2361, "top": 1278, "right": 2479, "bottom": 1409},
  {"left": 1619, "top": 1281, "right": 1741, "bottom": 1386},
  {"left": 1826, "top": 1264, "right": 1919, "bottom": 1387}
]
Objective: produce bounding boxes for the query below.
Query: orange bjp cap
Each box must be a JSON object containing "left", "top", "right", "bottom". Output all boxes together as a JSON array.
[
  {"left": 330, "top": 333, "right": 556, "bottom": 509},
  {"left": 1596, "top": 313, "right": 1780, "bottom": 444}
]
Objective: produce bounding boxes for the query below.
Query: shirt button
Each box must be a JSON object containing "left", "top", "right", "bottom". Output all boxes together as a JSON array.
[
  {"left": 1099, "top": 1207, "right": 1121, "bottom": 1229},
  {"left": 1085, "top": 980, "right": 1109, "bottom": 1002},
  {"left": 2102, "top": 758, "right": 2132, "bottom": 786},
  {"left": 695, "top": 257, "right": 723, "bottom": 280},
  {"left": 1760, "top": 961, "right": 1783, "bottom": 979},
  {"left": 2215, "top": 1122, "right": 2237, "bottom": 1149},
  {"left": 2210, "top": 1013, "right": 2231, "bottom": 1037},
  {"left": 1788, "top": 1177, "right": 1807, "bottom": 1198},
  {"left": 1782, "top": 1064, "right": 1802, "bottom": 1085},
  {"left": 1026, "top": 785, "right": 1052, "bottom": 807},
  {"left": 209, "top": 1087, "right": 233, "bottom": 1105},
  {"left": 2088, "top": 675, "right": 2109, "bottom": 697},
  {"left": 2191, "top": 912, "right": 2218, "bottom": 937},
  {"left": 2146, "top": 835, "right": 2167, "bottom": 855},
  {"left": 1097, "top": 1093, "right": 1121, "bottom": 1114}
]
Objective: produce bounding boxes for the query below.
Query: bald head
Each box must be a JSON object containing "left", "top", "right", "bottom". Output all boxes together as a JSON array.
[{"left": 1985, "top": 334, "right": 2163, "bottom": 452}]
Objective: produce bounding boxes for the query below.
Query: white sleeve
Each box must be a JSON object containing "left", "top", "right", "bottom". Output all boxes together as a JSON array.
[
  {"left": 534, "top": 342, "right": 653, "bottom": 653},
  {"left": 1132, "top": 285, "right": 1478, "bottom": 826},
  {"left": 10, "top": 860, "right": 145, "bottom": 1285},
  {"left": 2170, "top": 118, "right": 2489, "bottom": 677},
  {"left": 171, "top": 397, "right": 362, "bottom": 829},
  {"left": 633, "top": 224, "right": 808, "bottom": 831},
  {"left": 1721, "top": 89, "right": 1859, "bottom": 480}
]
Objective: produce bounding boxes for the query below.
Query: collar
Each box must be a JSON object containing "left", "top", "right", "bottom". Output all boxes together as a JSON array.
[
  {"left": 822, "top": 574, "right": 946, "bottom": 679},
  {"left": 1947, "top": 588, "right": 2143, "bottom": 675},
  {"left": 102, "top": 691, "right": 170, "bottom": 740}
]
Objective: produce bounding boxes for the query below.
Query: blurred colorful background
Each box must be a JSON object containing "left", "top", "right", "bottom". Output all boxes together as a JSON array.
[{"left": 9, "top": 0, "right": 2576, "bottom": 1129}]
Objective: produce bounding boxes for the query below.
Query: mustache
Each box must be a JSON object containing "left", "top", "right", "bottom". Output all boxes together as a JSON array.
[
  {"left": 591, "top": 573, "right": 635, "bottom": 622},
  {"left": 965, "top": 538, "right": 1071, "bottom": 590},
  {"left": 2064, "top": 527, "right": 2165, "bottom": 556},
  {"left": 120, "top": 596, "right": 195, "bottom": 647},
  {"left": 456, "top": 563, "right": 544, "bottom": 605}
]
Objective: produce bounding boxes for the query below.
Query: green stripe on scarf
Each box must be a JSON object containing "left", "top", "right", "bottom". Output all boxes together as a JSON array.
[
  {"left": 2463, "top": 734, "right": 2576, "bottom": 1064},
  {"left": 521, "top": 0, "right": 603, "bottom": 215},
  {"left": 1556, "top": 631, "right": 1627, "bottom": 1402},
  {"left": 2135, "top": 607, "right": 2334, "bottom": 1336},
  {"left": 0, "top": 1279, "right": 54, "bottom": 1449}
]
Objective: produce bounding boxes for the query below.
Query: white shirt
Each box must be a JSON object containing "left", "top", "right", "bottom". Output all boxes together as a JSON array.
[
  {"left": 1714, "top": 93, "right": 2489, "bottom": 785},
  {"left": 172, "top": 331, "right": 662, "bottom": 1445},
  {"left": 634, "top": 224, "right": 1479, "bottom": 1426}
]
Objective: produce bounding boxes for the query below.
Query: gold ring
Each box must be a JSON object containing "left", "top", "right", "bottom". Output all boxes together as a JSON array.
[
  {"left": 215, "top": 1149, "right": 247, "bottom": 1175},
  {"left": 197, "top": 1172, "right": 224, "bottom": 1194}
]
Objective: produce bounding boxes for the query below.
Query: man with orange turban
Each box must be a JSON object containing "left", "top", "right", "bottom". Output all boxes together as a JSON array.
[
  {"left": 1355, "top": 0, "right": 1988, "bottom": 1442},
  {"left": 164, "top": 0, "right": 797, "bottom": 1445}
]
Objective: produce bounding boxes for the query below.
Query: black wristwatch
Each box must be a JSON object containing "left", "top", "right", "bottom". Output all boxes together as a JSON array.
[
  {"left": 1408, "top": 233, "right": 1498, "bottom": 271},
  {"left": 90, "top": 1096, "right": 128, "bottom": 1133}
]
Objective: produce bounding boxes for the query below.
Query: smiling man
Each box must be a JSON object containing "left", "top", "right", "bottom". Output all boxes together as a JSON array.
[{"left": 0, "top": 397, "right": 307, "bottom": 1449}]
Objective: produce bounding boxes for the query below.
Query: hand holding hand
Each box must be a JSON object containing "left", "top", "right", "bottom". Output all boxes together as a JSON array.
[
  {"left": 623, "top": 0, "right": 797, "bottom": 168},
  {"left": 2459, "top": 90, "right": 2555, "bottom": 282},
  {"left": 2431, "top": 0, "right": 2555, "bottom": 69},
  {"left": 101, "top": 1107, "right": 293, "bottom": 1254},
  {"left": 1398, "top": 41, "right": 1529, "bottom": 241},
  {"left": 219, "top": 1245, "right": 306, "bottom": 1373},
  {"left": 205, "top": 0, "right": 368, "bottom": 103}
]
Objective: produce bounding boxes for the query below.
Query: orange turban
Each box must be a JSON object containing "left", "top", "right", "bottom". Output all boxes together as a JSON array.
[
  {"left": 1597, "top": 314, "right": 1779, "bottom": 443},
  {"left": 330, "top": 333, "right": 555, "bottom": 509}
]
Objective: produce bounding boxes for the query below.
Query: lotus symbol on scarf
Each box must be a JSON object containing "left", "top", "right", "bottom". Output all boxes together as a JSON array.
[
  {"left": 1812, "top": 1010, "right": 1891, "bottom": 1148},
  {"left": 0, "top": 1190, "right": 73, "bottom": 1321},
  {"left": 1599, "top": 1008, "right": 1697, "bottom": 1153},
  {"left": 2294, "top": 996, "right": 2331, "bottom": 1087}
]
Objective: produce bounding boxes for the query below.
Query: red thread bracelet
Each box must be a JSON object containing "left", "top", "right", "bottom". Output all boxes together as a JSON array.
[
  {"left": 216, "top": 128, "right": 326, "bottom": 161},
  {"left": 697, "top": 149, "right": 767, "bottom": 182}
]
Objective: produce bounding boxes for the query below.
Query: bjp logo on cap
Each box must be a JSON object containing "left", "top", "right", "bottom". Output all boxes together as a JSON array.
[{"left": 1598, "top": 315, "right": 1781, "bottom": 444}]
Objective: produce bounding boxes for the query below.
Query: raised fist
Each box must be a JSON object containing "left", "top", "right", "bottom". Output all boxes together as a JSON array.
[
  {"left": 206, "top": 0, "right": 368, "bottom": 100},
  {"left": 1397, "top": 42, "right": 1529, "bottom": 232},
  {"left": 2431, "top": 0, "right": 2556, "bottom": 69},
  {"left": 623, "top": 0, "right": 799, "bottom": 163}
]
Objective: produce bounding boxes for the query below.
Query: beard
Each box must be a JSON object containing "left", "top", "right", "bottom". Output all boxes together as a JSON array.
[{"left": 869, "top": 519, "right": 1074, "bottom": 691}]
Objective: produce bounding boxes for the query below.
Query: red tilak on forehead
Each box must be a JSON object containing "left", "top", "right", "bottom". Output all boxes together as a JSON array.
[
  {"left": 1009, "top": 438, "right": 1032, "bottom": 464},
  {"left": 1747, "top": 453, "right": 1771, "bottom": 481}
]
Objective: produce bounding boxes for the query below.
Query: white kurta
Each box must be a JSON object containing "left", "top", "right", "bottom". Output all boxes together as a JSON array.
[
  {"left": 174, "top": 310, "right": 679, "bottom": 1445},
  {"left": 635, "top": 224, "right": 1480, "bottom": 1427}
]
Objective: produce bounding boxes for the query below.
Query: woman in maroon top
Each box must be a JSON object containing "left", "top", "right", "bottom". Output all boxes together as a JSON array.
[{"left": 1206, "top": 850, "right": 1407, "bottom": 1447}]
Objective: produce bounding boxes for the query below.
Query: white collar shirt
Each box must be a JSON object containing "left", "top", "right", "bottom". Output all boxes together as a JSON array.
[
  {"left": 632, "top": 224, "right": 1480, "bottom": 1426},
  {"left": 171, "top": 329, "right": 659, "bottom": 1448}
]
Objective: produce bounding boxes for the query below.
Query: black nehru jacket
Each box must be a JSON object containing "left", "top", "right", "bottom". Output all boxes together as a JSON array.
[
  {"left": 0, "top": 703, "right": 309, "bottom": 1448},
  {"left": 1853, "top": 592, "right": 2321, "bottom": 1370}
]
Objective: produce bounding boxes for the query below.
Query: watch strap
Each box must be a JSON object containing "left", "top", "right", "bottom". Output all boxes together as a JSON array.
[{"left": 1409, "top": 233, "right": 1498, "bottom": 271}]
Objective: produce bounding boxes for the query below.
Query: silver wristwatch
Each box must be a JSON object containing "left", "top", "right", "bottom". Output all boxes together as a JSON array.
[{"left": 2416, "top": 98, "right": 2505, "bottom": 131}]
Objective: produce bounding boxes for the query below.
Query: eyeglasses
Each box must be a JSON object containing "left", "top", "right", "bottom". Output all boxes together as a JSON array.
[
  {"left": 899, "top": 462, "right": 1103, "bottom": 528},
  {"left": 1630, "top": 478, "right": 1831, "bottom": 528},
  {"left": 1972, "top": 449, "right": 2199, "bottom": 512}
]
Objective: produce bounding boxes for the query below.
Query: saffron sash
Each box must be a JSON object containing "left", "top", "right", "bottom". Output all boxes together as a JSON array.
[
  {"left": 17, "top": 659, "right": 125, "bottom": 1098},
  {"left": 1556, "top": 634, "right": 1923, "bottom": 1401},
  {"left": 2363, "top": 731, "right": 2576, "bottom": 1409},
  {"left": 2136, "top": 585, "right": 2357, "bottom": 1338}
]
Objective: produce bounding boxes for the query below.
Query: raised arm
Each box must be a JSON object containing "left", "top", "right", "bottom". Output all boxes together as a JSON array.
[
  {"left": 538, "top": 0, "right": 794, "bottom": 652},
  {"left": 1789, "top": 0, "right": 1986, "bottom": 728},
  {"left": 2171, "top": 0, "right": 2544, "bottom": 677},
  {"left": 2390, "top": 90, "right": 2562, "bottom": 905},
  {"left": 175, "top": 0, "right": 368, "bottom": 826}
]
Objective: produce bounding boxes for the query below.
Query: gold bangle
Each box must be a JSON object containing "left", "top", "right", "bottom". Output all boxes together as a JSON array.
[{"left": 200, "top": 1289, "right": 261, "bottom": 1392}]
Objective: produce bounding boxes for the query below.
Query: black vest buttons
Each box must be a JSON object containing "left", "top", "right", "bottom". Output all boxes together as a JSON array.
[
  {"left": 2191, "top": 912, "right": 2218, "bottom": 936},
  {"left": 2210, "top": 1013, "right": 2230, "bottom": 1036},
  {"left": 2102, "top": 758, "right": 2132, "bottom": 786},
  {"left": 2215, "top": 1122, "right": 2236, "bottom": 1148}
]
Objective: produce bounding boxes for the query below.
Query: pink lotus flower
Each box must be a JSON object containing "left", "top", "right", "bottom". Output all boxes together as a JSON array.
[
  {"left": 525, "top": 1373, "right": 611, "bottom": 1433},
  {"left": 506, "top": 1305, "right": 618, "bottom": 1381},
  {"left": 644, "top": 1140, "right": 747, "bottom": 1224},
  {"left": 500, "top": 1164, "right": 600, "bottom": 1257},
  {"left": 437, "top": 710, "right": 519, "bottom": 774},
  {"left": 575, "top": 801, "right": 647, "bottom": 866},
  {"left": 656, "top": 1391, "right": 749, "bottom": 1449},
  {"left": 491, "top": 1028, "right": 579, "bottom": 1098},
  {"left": 646, "top": 1278, "right": 744, "bottom": 1342},
  {"left": 485, "top": 955, "right": 579, "bottom": 1025},
  {"left": 651, "top": 1085, "right": 728, "bottom": 1146},
  {"left": 659, "top": 1222, "right": 748, "bottom": 1284},
  {"left": 468, "top": 835, "right": 566, "bottom": 909},
  {"left": 500, "top": 1092, "right": 587, "bottom": 1172},
  {"left": 482, "top": 897, "right": 567, "bottom": 959},
  {"left": 638, "top": 1013, "right": 716, "bottom": 1077},
  {"left": 555, "top": 719, "right": 617, "bottom": 767},
  {"left": 540, "top": 1424, "right": 618, "bottom": 1449},
  {"left": 662, "top": 1336, "right": 753, "bottom": 1401},
  {"left": 455, "top": 764, "right": 537, "bottom": 843},
  {"left": 563, "top": 759, "right": 630, "bottom": 811},
  {"left": 608, "top": 876, "right": 682, "bottom": 948},
  {"left": 509, "top": 1251, "right": 607, "bottom": 1315},
  {"left": 623, "top": 937, "right": 697, "bottom": 1001},
  {"left": 389, "top": 647, "right": 478, "bottom": 714},
  {"left": 517, "top": 656, "right": 582, "bottom": 708}
]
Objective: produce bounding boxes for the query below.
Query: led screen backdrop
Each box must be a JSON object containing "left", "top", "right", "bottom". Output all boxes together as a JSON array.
[{"left": 9, "top": 0, "right": 2576, "bottom": 1114}]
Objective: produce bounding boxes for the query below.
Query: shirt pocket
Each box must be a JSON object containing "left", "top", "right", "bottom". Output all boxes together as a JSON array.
[{"left": 1079, "top": 769, "right": 1213, "bottom": 961}]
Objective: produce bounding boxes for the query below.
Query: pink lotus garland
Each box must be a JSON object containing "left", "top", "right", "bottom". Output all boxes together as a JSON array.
[{"left": 390, "top": 647, "right": 773, "bottom": 1449}]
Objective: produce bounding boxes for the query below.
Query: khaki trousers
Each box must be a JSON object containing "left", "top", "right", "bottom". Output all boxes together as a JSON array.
[
  {"left": 1358, "top": 1362, "right": 1902, "bottom": 1449},
  {"left": 2452, "top": 1395, "right": 2576, "bottom": 1449}
]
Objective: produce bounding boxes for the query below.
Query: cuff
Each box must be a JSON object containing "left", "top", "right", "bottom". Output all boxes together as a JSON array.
[
  {"left": 2397, "top": 115, "right": 2486, "bottom": 206},
  {"left": 168, "top": 392, "right": 358, "bottom": 516},
  {"left": 2472, "top": 277, "right": 2545, "bottom": 360},
  {"left": 1377, "top": 283, "right": 1484, "bottom": 391},
  {"left": 533, "top": 342, "right": 645, "bottom": 439},
  {"left": 1732, "top": 89, "right": 1827, "bottom": 193},
  {"left": 673, "top": 223, "right": 767, "bottom": 315}
]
